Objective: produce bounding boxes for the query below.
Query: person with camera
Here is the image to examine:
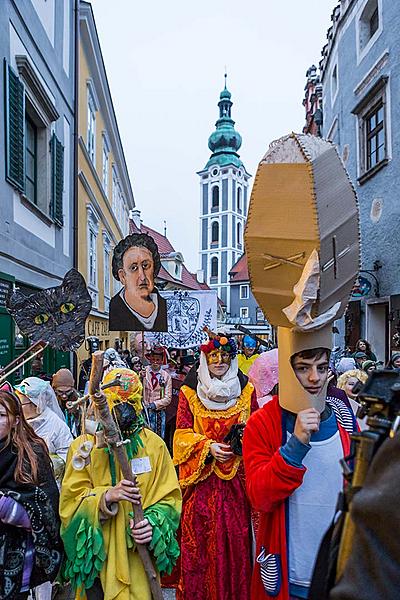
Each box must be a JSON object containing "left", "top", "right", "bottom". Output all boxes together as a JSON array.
[
  {"left": 173, "top": 332, "right": 258, "bottom": 600},
  {"left": 243, "top": 338, "right": 357, "bottom": 600}
]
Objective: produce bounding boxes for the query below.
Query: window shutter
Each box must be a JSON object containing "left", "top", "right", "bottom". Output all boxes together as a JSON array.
[
  {"left": 50, "top": 133, "right": 64, "bottom": 226},
  {"left": 4, "top": 60, "right": 25, "bottom": 192}
]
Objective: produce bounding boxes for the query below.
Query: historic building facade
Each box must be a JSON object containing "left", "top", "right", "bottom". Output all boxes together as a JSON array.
[
  {"left": 198, "top": 79, "right": 251, "bottom": 313},
  {"left": 0, "top": 0, "right": 77, "bottom": 379},
  {"left": 77, "top": 1, "right": 134, "bottom": 363},
  {"left": 316, "top": 0, "right": 400, "bottom": 362}
]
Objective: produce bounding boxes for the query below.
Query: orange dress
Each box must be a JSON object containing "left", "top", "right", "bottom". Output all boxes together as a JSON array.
[{"left": 173, "top": 381, "right": 256, "bottom": 600}]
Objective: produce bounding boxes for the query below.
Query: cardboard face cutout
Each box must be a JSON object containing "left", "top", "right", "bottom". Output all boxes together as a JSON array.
[
  {"left": 6, "top": 269, "right": 92, "bottom": 352},
  {"left": 109, "top": 233, "right": 168, "bottom": 332},
  {"left": 246, "top": 133, "right": 360, "bottom": 412}
]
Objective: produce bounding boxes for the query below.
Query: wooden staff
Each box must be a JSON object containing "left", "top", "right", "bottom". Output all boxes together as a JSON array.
[{"left": 88, "top": 350, "right": 163, "bottom": 600}]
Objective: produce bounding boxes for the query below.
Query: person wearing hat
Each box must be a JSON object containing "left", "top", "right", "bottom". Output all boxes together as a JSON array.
[
  {"left": 353, "top": 351, "right": 368, "bottom": 369},
  {"left": 143, "top": 345, "right": 172, "bottom": 439},
  {"left": 237, "top": 335, "right": 260, "bottom": 375},
  {"left": 59, "top": 367, "right": 181, "bottom": 600},
  {"left": 173, "top": 332, "right": 257, "bottom": 600},
  {"left": 52, "top": 368, "right": 80, "bottom": 434},
  {"left": 248, "top": 348, "right": 279, "bottom": 407},
  {"left": 243, "top": 337, "right": 358, "bottom": 600}
]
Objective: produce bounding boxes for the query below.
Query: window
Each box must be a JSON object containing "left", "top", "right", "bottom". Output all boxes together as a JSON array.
[
  {"left": 87, "top": 87, "right": 96, "bottom": 163},
  {"left": 237, "top": 187, "right": 242, "bottom": 212},
  {"left": 366, "top": 102, "right": 385, "bottom": 170},
  {"left": 237, "top": 222, "right": 242, "bottom": 249},
  {"left": 240, "top": 307, "right": 249, "bottom": 319},
  {"left": 103, "top": 234, "right": 111, "bottom": 312},
  {"left": 102, "top": 134, "right": 109, "bottom": 194},
  {"left": 211, "top": 257, "right": 218, "bottom": 280},
  {"left": 211, "top": 186, "right": 219, "bottom": 211},
  {"left": 87, "top": 205, "right": 99, "bottom": 307},
  {"left": 353, "top": 76, "right": 388, "bottom": 182},
  {"left": 358, "top": 0, "right": 381, "bottom": 59},
  {"left": 89, "top": 228, "right": 97, "bottom": 288},
  {"left": 5, "top": 59, "right": 64, "bottom": 223},
  {"left": 240, "top": 284, "right": 249, "bottom": 299},
  {"left": 25, "top": 116, "right": 37, "bottom": 204},
  {"left": 331, "top": 64, "right": 338, "bottom": 103},
  {"left": 211, "top": 221, "right": 219, "bottom": 244}
]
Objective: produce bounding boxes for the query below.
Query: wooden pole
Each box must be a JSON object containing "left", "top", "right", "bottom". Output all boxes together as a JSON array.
[{"left": 88, "top": 351, "right": 163, "bottom": 600}]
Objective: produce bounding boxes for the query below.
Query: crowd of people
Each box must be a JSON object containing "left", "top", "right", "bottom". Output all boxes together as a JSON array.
[{"left": 0, "top": 331, "right": 393, "bottom": 600}]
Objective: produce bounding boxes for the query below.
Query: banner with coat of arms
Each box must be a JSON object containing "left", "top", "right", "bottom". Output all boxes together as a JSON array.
[{"left": 149, "top": 290, "right": 217, "bottom": 349}]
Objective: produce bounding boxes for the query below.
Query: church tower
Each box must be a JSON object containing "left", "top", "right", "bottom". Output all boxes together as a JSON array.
[{"left": 198, "top": 77, "right": 251, "bottom": 313}]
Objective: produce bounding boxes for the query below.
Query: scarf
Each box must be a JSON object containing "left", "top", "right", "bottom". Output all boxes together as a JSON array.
[
  {"left": 0, "top": 439, "right": 63, "bottom": 599},
  {"left": 196, "top": 353, "right": 242, "bottom": 410}
]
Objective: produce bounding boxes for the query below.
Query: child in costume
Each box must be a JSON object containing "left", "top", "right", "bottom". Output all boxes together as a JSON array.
[
  {"left": 173, "top": 333, "right": 258, "bottom": 600},
  {"left": 237, "top": 334, "right": 259, "bottom": 375},
  {"left": 243, "top": 133, "right": 361, "bottom": 600},
  {"left": 59, "top": 367, "right": 181, "bottom": 600},
  {"left": 143, "top": 345, "right": 172, "bottom": 439}
]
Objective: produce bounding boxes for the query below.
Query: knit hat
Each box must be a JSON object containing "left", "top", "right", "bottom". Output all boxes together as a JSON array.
[
  {"left": 362, "top": 360, "right": 376, "bottom": 372},
  {"left": 52, "top": 368, "right": 74, "bottom": 389}
]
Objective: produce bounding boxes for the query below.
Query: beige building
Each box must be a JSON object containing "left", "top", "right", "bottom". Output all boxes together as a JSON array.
[{"left": 78, "top": 2, "right": 134, "bottom": 363}]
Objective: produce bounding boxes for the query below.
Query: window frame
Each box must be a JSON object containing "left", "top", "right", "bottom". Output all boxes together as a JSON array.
[
  {"left": 353, "top": 75, "right": 389, "bottom": 184},
  {"left": 87, "top": 86, "right": 96, "bottom": 164},
  {"left": 210, "top": 256, "right": 219, "bottom": 280},
  {"left": 102, "top": 132, "right": 110, "bottom": 194},
  {"left": 240, "top": 284, "right": 249, "bottom": 300},
  {"left": 240, "top": 307, "right": 249, "bottom": 319},
  {"left": 211, "top": 220, "right": 219, "bottom": 245},
  {"left": 356, "top": 0, "right": 382, "bottom": 64},
  {"left": 24, "top": 115, "right": 37, "bottom": 205},
  {"left": 211, "top": 185, "right": 219, "bottom": 212}
]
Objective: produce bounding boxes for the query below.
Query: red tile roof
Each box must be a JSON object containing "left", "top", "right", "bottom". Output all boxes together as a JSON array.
[{"left": 229, "top": 253, "right": 249, "bottom": 282}]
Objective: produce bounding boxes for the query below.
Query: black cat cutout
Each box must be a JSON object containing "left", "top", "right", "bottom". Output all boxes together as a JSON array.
[{"left": 6, "top": 269, "right": 92, "bottom": 352}]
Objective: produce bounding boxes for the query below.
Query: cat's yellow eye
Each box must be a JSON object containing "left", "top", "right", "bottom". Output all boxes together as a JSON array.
[
  {"left": 60, "top": 302, "right": 75, "bottom": 314},
  {"left": 34, "top": 313, "right": 49, "bottom": 325}
]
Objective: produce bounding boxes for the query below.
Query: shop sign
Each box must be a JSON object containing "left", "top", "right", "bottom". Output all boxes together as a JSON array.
[
  {"left": 351, "top": 275, "right": 372, "bottom": 298},
  {"left": 87, "top": 318, "right": 109, "bottom": 338},
  {"left": 0, "top": 279, "right": 13, "bottom": 309}
]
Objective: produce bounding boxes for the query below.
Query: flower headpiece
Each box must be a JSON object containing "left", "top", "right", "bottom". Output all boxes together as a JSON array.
[{"left": 200, "top": 328, "right": 238, "bottom": 358}]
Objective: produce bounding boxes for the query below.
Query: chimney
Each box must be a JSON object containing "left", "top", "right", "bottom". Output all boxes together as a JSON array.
[
  {"left": 196, "top": 269, "right": 204, "bottom": 284},
  {"left": 129, "top": 208, "right": 141, "bottom": 231}
]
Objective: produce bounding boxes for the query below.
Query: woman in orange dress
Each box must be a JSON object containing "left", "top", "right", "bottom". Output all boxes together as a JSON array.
[{"left": 173, "top": 333, "right": 257, "bottom": 600}]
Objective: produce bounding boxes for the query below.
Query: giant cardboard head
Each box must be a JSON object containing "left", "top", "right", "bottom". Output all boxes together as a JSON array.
[{"left": 245, "top": 133, "right": 360, "bottom": 412}]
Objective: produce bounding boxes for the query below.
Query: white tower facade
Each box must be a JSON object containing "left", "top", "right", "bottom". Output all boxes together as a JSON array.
[{"left": 198, "top": 81, "right": 251, "bottom": 313}]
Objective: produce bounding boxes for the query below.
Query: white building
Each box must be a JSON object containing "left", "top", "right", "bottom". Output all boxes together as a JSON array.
[{"left": 198, "top": 79, "right": 251, "bottom": 313}]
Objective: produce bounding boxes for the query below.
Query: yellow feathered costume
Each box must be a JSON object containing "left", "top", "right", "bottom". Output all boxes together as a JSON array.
[{"left": 59, "top": 369, "right": 182, "bottom": 600}]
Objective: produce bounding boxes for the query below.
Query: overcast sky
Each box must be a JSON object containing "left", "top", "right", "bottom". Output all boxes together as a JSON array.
[{"left": 92, "top": 0, "right": 337, "bottom": 271}]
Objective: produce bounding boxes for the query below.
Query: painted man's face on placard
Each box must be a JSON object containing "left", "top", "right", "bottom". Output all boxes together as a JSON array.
[
  {"left": 109, "top": 233, "right": 168, "bottom": 332},
  {"left": 118, "top": 246, "right": 155, "bottom": 301}
]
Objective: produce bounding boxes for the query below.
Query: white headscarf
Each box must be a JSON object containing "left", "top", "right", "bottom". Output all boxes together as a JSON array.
[
  {"left": 16, "top": 377, "right": 65, "bottom": 420},
  {"left": 196, "top": 352, "right": 242, "bottom": 410}
]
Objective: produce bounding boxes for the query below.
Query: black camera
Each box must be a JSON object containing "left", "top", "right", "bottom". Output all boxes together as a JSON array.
[{"left": 354, "top": 369, "right": 400, "bottom": 426}]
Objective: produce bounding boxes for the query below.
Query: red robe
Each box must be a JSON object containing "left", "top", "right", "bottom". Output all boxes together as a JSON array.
[
  {"left": 173, "top": 380, "right": 257, "bottom": 600},
  {"left": 243, "top": 396, "right": 353, "bottom": 600}
]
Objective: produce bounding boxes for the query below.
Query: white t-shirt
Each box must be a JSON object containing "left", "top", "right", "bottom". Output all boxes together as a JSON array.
[{"left": 288, "top": 430, "right": 343, "bottom": 587}]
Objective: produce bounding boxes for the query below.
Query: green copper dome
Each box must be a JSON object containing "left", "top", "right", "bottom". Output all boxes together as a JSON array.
[{"left": 204, "top": 79, "right": 243, "bottom": 170}]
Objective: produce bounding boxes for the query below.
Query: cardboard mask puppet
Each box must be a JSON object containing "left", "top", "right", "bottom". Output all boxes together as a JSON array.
[
  {"left": 6, "top": 269, "right": 92, "bottom": 352},
  {"left": 245, "top": 133, "right": 360, "bottom": 413}
]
